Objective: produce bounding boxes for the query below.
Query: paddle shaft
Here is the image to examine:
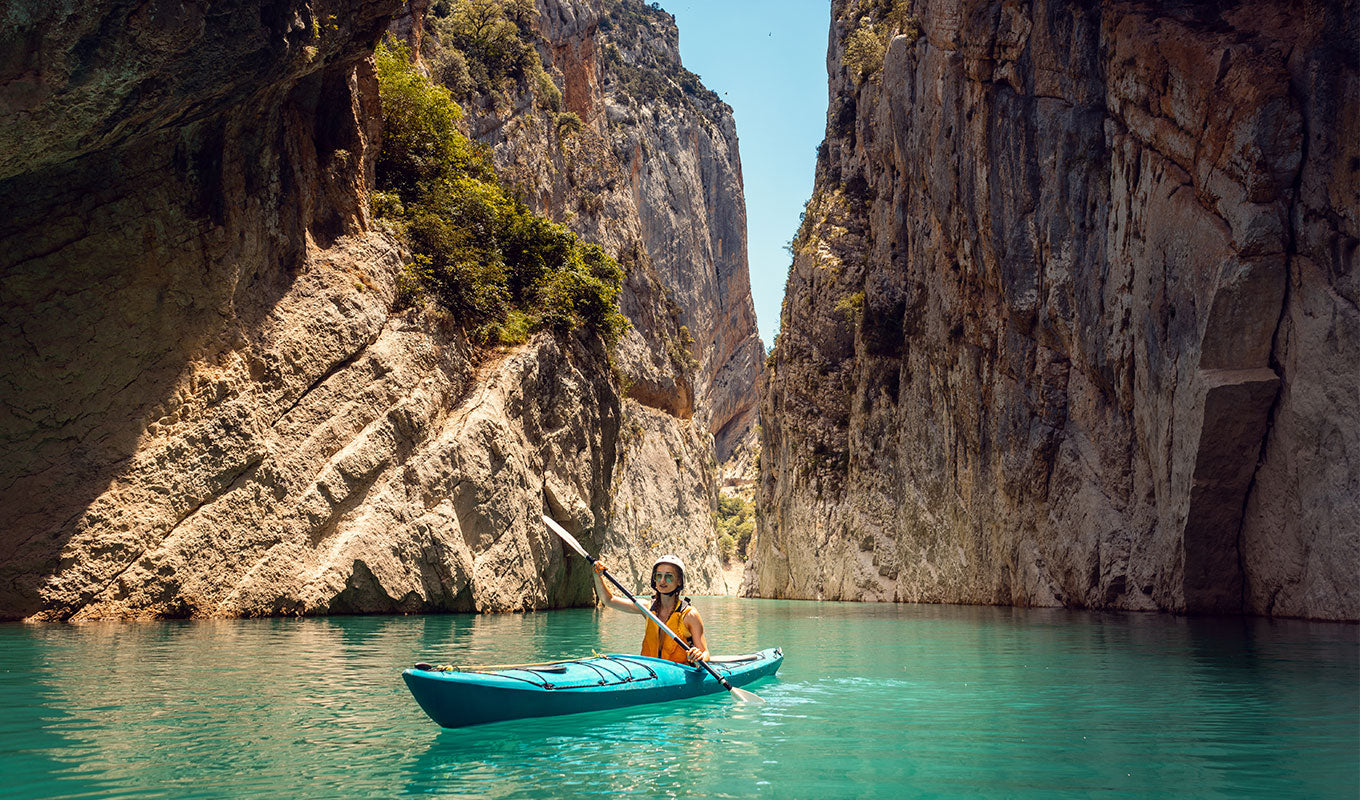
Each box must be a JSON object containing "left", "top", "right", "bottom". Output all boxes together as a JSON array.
[{"left": 585, "top": 554, "right": 738, "bottom": 692}]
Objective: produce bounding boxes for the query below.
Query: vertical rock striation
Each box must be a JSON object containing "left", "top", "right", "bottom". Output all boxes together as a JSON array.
[{"left": 754, "top": 0, "right": 1358, "bottom": 620}]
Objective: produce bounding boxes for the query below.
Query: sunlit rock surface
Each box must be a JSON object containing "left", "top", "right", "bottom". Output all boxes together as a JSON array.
[
  {"left": 432, "top": 0, "right": 764, "bottom": 593},
  {"left": 437, "top": 0, "right": 767, "bottom": 593},
  {"left": 0, "top": 0, "right": 756, "bottom": 618},
  {"left": 751, "top": 0, "right": 1358, "bottom": 620}
]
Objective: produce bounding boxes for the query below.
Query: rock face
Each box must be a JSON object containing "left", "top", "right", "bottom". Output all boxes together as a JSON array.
[
  {"left": 753, "top": 0, "right": 1358, "bottom": 620},
  {"left": 599, "top": 3, "right": 764, "bottom": 462},
  {"left": 0, "top": 0, "right": 755, "bottom": 619},
  {"left": 0, "top": 0, "right": 611, "bottom": 619},
  {"left": 424, "top": 0, "right": 761, "bottom": 593}
]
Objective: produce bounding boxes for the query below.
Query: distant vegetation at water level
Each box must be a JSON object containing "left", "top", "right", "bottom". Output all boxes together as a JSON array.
[
  {"left": 372, "top": 40, "right": 627, "bottom": 347},
  {"left": 716, "top": 493, "right": 755, "bottom": 564}
]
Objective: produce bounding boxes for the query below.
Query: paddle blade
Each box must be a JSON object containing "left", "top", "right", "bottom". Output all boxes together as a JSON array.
[
  {"left": 729, "top": 685, "right": 764, "bottom": 704},
  {"left": 542, "top": 514, "right": 591, "bottom": 559}
]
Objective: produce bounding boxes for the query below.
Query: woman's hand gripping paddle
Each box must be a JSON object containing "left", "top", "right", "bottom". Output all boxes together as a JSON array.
[{"left": 542, "top": 515, "right": 763, "bottom": 704}]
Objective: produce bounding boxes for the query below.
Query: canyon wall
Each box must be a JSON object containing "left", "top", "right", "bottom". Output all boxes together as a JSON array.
[
  {"left": 0, "top": 0, "right": 756, "bottom": 619},
  {"left": 425, "top": 0, "right": 762, "bottom": 593},
  {"left": 753, "top": 0, "right": 1358, "bottom": 620},
  {"left": 599, "top": 3, "right": 764, "bottom": 462}
]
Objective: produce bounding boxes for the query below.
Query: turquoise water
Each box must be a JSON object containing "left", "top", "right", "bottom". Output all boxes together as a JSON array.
[{"left": 1, "top": 599, "right": 1356, "bottom": 799}]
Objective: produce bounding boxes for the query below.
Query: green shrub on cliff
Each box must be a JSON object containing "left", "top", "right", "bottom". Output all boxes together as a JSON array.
[
  {"left": 717, "top": 494, "right": 755, "bottom": 562},
  {"left": 534, "top": 69, "right": 563, "bottom": 111},
  {"left": 429, "top": 0, "right": 559, "bottom": 105},
  {"left": 842, "top": 0, "right": 920, "bottom": 82},
  {"left": 374, "top": 40, "right": 628, "bottom": 347},
  {"left": 666, "top": 324, "right": 698, "bottom": 373},
  {"left": 375, "top": 43, "right": 490, "bottom": 196},
  {"left": 834, "top": 291, "right": 865, "bottom": 325},
  {"left": 844, "top": 24, "right": 887, "bottom": 79},
  {"left": 431, "top": 48, "right": 474, "bottom": 97}
]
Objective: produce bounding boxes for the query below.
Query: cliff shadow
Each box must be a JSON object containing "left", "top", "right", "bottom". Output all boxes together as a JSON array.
[{"left": 0, "top": 61, "right": 379, "bottom": 620}]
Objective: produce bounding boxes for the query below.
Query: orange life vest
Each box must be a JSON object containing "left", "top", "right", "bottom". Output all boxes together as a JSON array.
[{"left": 642, "top": 598, "right": 694, "bottom": 663}]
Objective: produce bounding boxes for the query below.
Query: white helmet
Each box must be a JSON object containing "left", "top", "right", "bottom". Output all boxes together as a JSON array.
[{"left": 651, "top": 554, "right": 687, "bottom": 592}]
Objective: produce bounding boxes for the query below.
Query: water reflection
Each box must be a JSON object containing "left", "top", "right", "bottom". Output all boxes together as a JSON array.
[
  {"left": 405, "top": 689, "right": 774, "bottom": 799},
  {"left": 0, "top": 625, "right": 118, "bottom": 798}
]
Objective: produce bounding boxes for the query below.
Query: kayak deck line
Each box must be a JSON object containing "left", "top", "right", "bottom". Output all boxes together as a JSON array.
[
  {"left": 484, "top": 656, "right": 661, "bottom": 690},
  {"left": 418, "top": 652, "right": 764, "bottom": 674},
  {"left": 416, "top": 655, "right": 665, "bottom": 690},
  {"left": 414, "top": 656, "right": 597, "bottom": 673},
  {"left": 403, "top": 647, "right": 784, "bottom": 728}
]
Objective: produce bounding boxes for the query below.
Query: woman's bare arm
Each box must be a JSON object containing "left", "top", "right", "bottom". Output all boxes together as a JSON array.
[
  {"left": 592, "top": 563, "right": 644, "bottom": 615},
  {"left": 685, "top": 609, "right": 710, "bottom": 662}
]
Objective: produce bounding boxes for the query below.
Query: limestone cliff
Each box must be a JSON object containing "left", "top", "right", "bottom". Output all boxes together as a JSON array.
[
  {"left": 0, "top": 0, "right": 756, "bottom": 619},
  {"left": 0, "top": 0, "right": 617, "bottom": 620},
  {"left": 599, "top": 2, "right": 764, "bottom": 462},
  {"left": 753, "top": 0, "right": 1358, "bottom": 620},
  {"left": 463, "top": 0, "right": 764, "bottom": 461},
  {"left": 408, "top": 0, "right": 762, "bottom": 593}
]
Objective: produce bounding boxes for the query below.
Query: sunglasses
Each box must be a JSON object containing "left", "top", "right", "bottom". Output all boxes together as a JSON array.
[{"left": 652, "top": 572, "right": 677, "bottom": 584}]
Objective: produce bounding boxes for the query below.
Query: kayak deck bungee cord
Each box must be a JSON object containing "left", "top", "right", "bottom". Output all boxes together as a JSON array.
[{"left": 419, "top": 655, "right": 662, "bottom": 689}]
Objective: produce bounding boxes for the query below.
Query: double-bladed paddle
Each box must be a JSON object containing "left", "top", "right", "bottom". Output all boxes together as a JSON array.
[{"left": 542, "top": 514, "right": 763, "bottom": 704}]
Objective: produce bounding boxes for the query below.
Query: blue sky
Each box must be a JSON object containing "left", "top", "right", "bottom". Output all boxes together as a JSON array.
[{"left": 658, "top": 0, "right": 831, "bottom": 347}]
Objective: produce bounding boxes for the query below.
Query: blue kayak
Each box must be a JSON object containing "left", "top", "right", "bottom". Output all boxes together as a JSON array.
[{"left": 403, "top": 647, "right": 783, "bottom": 728}]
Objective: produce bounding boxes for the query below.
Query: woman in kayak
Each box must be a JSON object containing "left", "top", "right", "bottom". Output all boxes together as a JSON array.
[{"left": 591, "top": 554, "right": 710, "bottom": 665}]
